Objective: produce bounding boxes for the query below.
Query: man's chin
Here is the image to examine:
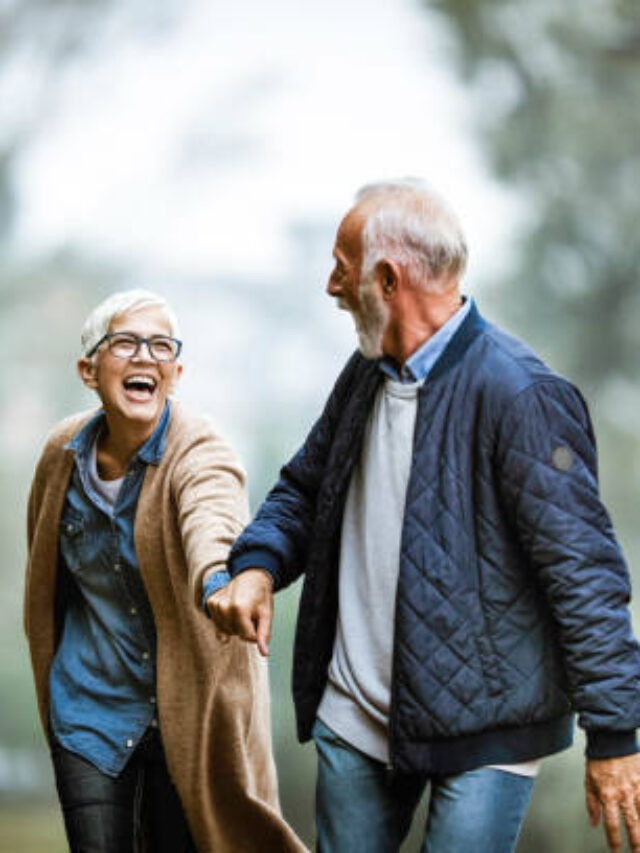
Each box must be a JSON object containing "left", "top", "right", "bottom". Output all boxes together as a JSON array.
[{"left": 104, "top": 396, "right": 164, "bottom": 425}]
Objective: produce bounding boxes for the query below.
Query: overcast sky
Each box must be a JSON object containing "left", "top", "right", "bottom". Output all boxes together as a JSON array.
[
  {"left": 3, "top": 0, "right": 526, "bottom": 465},
  {"left": 13, "top": 0, "right": 517, "bottom": 283}
]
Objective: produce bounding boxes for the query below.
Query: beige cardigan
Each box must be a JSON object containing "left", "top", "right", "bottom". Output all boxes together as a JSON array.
[{"left": 24, "top": 402, "right": 307, "bottom": 852}]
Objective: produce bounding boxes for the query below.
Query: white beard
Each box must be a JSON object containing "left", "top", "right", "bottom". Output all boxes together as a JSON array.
[{"left": 353, "top": 278, "right": 389, "bottom": 359}]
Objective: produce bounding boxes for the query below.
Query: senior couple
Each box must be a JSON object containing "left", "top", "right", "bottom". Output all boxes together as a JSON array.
[{"left": 25, "top": 180, "right": 640, "bottom": 853}]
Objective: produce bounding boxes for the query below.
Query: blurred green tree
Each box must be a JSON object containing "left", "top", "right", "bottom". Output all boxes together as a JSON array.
[
  {"left": 429, "top": 0, "right": 640, "bottom": 526},
  {"left": 430, "top": 0, "right": 640, "bottom": 385}
]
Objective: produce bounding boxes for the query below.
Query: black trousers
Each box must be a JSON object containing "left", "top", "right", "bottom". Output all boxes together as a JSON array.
[{"left": 51, "top": 728, "right": 196, "bottom": 853}]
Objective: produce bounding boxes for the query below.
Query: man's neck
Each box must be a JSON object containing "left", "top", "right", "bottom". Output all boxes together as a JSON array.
[{"left": 385, "top": 289, "right": 463, "bottom": 366}]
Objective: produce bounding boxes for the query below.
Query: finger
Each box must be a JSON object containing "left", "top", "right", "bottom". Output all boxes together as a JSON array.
[
  {"left": 211, "top": 595, "right": 252, "bottom": 637},
  {"left": 621, "top": 798, "right": 640, "bottom": 852},
  {"left": 629, "top": 779, "right": 640, "bottom": 852},
  {"left": 208, "top": 596, "right": 233, "bottom": 633},
  {"left": 255, "top": 604, "right": 273, "bottom": 658},
  {"left": 233, "top": 608, "right": 259, "bottom": 644},
  {"left": 602, "top": 800, "right": 623, "bottom": 852},
  {"left": 585, "top": 787, "right": 601, "bottom": 827},
  {"left": 206, "top": 591, "right": 224, "bottom": 620}
]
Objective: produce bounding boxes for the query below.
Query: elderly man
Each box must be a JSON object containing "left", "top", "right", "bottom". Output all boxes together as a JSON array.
[{"left": 210, "top": 181, "right": 640, "bottom": 852}]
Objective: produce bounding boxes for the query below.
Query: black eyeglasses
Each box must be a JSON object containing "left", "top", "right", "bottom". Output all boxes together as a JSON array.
[{"left": 87, "top": 332, "right": 183, "bottom": 363}]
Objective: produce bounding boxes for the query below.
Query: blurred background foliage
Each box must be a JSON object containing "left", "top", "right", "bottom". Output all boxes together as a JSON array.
[
  {"left": 1, "top": 0, "right": 639, "bottom": 850},
  {"left": 432, "top": 0, "right": 640, "bottom": 539}
]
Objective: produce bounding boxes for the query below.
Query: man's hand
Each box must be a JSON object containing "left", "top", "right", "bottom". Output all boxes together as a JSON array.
[
  {"left": 585, "top": 754, "right": 640, "bottom": 852},
  {"left": 207, "top": 569, "right": 274, "bottom": 657}
]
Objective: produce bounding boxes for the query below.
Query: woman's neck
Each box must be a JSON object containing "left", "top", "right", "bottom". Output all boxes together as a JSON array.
[{"left": 96, "top": 416, "right": 154, "bottom": 480}]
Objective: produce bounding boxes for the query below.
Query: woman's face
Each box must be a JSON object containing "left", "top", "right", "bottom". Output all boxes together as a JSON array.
[{"left": 78, "top": 305, "right": 182, "bottom": 435}]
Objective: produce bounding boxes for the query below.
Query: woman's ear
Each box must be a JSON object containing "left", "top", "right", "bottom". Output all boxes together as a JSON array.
[{"left": 77, "top": 357, "right": 99, "bottom": 390}]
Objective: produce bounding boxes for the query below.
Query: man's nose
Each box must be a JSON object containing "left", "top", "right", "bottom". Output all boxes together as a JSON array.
[{"left": 326, "top": 274, "right": 341, "bottom": 298}]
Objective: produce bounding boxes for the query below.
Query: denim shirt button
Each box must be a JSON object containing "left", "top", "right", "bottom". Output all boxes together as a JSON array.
[
  {"left": 149, "top": 696, "right": 156, "bottom": 705},
  {"left": 142, "top": 652, "right": 150, "bottom": 661},
  {"left": 130, "top": 607, "right": 137, "bottom": 616},
  {"left": 126, "top": 739, "right": 134, "bottom": 748},
  {"left": 113, "top": 562, "right": 121, "bottom": 572}
]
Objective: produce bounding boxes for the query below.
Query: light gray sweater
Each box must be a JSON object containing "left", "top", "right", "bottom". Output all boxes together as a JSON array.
[{"left": 318, "top": 378, "right": 419, "bottom": 763}]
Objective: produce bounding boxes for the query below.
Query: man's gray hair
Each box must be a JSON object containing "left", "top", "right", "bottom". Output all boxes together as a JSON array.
[
  {"left": 356, "top": 178, "right": 468, "bottom": 284},
  {"left": 81, "top": 289, "right": 180, "bottom": 356}
]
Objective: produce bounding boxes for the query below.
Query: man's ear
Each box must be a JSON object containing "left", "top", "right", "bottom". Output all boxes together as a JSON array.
[
  {"left": 376, "top": 260, "right": 399, "bottom": 299},
  {"left": 77, "top": 357, "right": 99, "bottom": 390}
]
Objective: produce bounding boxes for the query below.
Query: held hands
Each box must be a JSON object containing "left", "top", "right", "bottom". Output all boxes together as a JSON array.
[
  {"left": 206, "top": 569, "right": 274, "bottom": 657},
  {"left": 586, "top": 754, "right": 640, "bottom": 852}
]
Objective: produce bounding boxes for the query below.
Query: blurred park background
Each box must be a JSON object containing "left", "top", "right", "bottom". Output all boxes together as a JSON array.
[{"left": 1, "top": 0, "right": 639, "bottom": 849}]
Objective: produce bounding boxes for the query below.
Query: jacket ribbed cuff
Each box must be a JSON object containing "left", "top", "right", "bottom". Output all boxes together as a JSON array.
[
  {"left": 229, "top": 549, "right": 281, "bottom": 589},
  {"left": 586, "top": 730, "right": 638, "bottom": 759}
]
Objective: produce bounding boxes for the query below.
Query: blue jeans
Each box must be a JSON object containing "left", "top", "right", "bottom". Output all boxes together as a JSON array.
[{"left": 313, "top": 719, "right": 534, "bottom": 852}]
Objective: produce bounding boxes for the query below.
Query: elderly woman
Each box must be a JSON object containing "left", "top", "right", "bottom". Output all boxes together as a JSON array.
[{"left": 24, "top": 290, "right": 305, "bottom": 853}]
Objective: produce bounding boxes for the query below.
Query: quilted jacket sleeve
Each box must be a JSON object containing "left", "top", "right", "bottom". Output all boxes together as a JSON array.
[
  {"left": 495, "top": 377, "right": 640, "bottom": 758},
  {"left": 228, "top": 353, "right": 362, "bottom": 591}
]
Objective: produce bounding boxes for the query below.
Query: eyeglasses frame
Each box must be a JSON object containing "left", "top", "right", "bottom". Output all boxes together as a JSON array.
[{"left": 85, "top": 332, "right": 183, "bottom": 363}]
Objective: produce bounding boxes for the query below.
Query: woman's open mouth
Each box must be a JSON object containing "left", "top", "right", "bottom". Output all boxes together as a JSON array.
[{"left": 122, "top": 374, "right": 158, "bottom": 401}]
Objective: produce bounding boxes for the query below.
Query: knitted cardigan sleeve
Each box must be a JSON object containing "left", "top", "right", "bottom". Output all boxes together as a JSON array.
[{"left": 171, "top": 427, "right": 250, "bottom": 607}]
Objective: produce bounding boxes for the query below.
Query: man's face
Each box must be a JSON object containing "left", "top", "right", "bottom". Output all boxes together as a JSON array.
[
  {"left": 79, "top": 305, "right": 182, "bottom": 432},
  {"left": 327, "top": 211, "right": 364, "bottom": 313},
  {"left": 327, "top": 210, "right": 389, "bottom": 359}
]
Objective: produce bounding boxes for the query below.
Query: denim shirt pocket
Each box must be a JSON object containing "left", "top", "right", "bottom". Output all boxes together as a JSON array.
[{"left": 59, "top": 507, "right": 87, "bottom": 575}]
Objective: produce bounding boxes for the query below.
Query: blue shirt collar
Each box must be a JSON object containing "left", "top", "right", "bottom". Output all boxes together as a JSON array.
[
  {"left": 379, "top": 297, "right": 472, "bottom": 383},
  {"left": 65, "top": 400, "right": 171, "bottom": 466}
]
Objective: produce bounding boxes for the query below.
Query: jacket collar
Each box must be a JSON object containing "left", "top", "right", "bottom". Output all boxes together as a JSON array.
[{"left": 426, "top": 299, "right": 487, "bottom": 384}]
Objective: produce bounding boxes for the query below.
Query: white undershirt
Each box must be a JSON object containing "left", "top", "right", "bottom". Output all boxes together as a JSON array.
[{"left": 88, "top": 440, "right": 124, "bottom": 509}]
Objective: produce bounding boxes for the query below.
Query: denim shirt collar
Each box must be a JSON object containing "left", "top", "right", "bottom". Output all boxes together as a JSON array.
[
  {"left": 379, "top": 296, "right": 472, "bottom": 384},
  {"left": 65, "top": 400, "right": 171, "bottom": 467}
]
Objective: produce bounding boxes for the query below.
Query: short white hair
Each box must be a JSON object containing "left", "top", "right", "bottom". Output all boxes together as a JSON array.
[
  {"left": 81, "top": 289, "right": 180, "bottom": 356},
  {"left": 356, "top": 178, "right": 468, "bottom": 284}
]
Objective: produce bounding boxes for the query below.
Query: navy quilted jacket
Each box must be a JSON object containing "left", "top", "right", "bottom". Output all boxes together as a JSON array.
[{"left": 229, "top": 303, "right": 640, "bottom": 774}]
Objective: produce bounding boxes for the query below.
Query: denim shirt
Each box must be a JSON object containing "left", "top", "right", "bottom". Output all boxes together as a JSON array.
[{"left": 49, "top": 403, "right": 171, "bottom": 776}]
